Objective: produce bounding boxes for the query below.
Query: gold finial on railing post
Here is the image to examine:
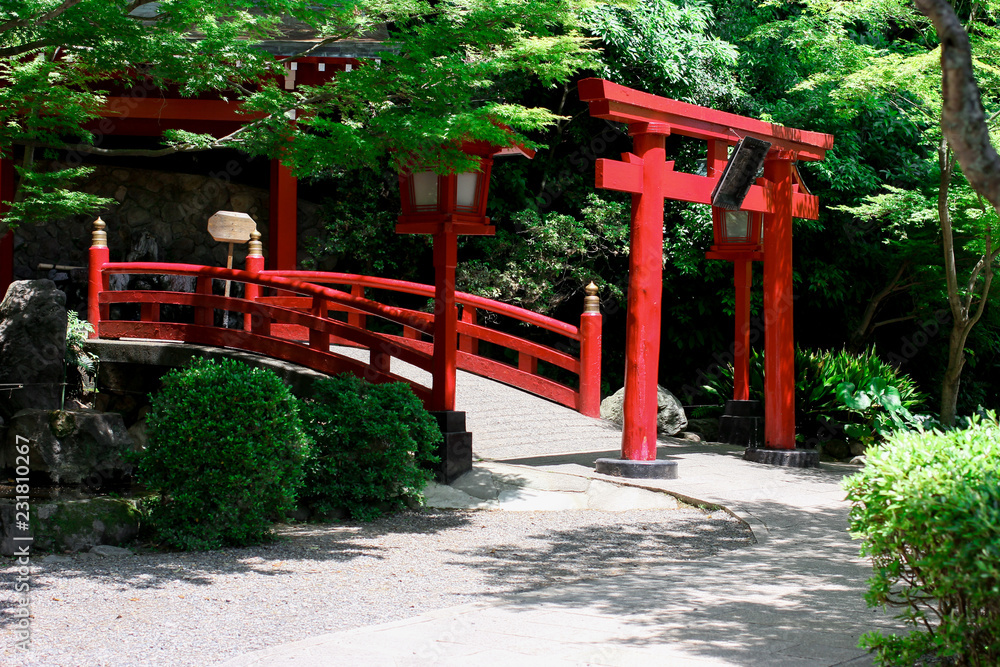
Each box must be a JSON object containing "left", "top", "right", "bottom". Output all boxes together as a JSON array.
[
  {"left": 248, "top": 229, "right": 263, "bottom": 257},
  {"left": 583, "top": 281, "right": 600, "bottom": 313},
  {"left": 91, "top": 217, "right": 108, "bottom": 248}
]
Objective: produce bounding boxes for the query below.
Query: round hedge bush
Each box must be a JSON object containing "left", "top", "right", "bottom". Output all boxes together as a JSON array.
[
  {"left": 137, "top": 358, "right": 310, "bottom": 550},
  {"left": 299, "top": 374, "right": 442, "bottom": 521}
]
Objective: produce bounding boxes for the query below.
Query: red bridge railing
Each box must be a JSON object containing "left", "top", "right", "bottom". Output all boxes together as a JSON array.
[{"left": 87, "top": 219, "right": 602, "bottom": 417}]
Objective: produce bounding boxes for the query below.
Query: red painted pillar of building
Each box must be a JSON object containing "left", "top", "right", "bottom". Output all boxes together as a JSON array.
[
  {"left": 0, "top": 156, "right": 15, "bottom": 297},
  {"left": 431, "top": 227, "right": 458, "bottom": 412},
  {"left": 621, "top": 122, "right": 669, "bottom": 461},
  {"left": 733, "top": 259, "right": 752, "bottom": 401},
  {"left": 762, "top": 154, "right": 796, "bottom": 449},
  {"left": 268, "top": 159, "right": 298, "bottom": 270}
]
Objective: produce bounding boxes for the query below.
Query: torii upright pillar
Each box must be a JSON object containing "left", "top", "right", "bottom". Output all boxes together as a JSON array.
[{"left": 592, "top": 122, "right": 679, "bottom": 479}]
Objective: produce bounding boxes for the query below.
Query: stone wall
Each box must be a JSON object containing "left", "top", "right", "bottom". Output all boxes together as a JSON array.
[{"left": 12, "top": 164, "right": 327, "bottom": 284}]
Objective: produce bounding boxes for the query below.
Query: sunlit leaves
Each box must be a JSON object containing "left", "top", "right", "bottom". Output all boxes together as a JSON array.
[
  {"left": 0, "top": 0, "right": 598, "bottom": 228},
  {"left": 582, "top": 0, "right": 742, "bottom": 107}
]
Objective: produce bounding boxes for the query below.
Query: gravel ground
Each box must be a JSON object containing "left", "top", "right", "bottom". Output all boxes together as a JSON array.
[{"left": 2, "top": 506, "right": 752, "bottom": 667}]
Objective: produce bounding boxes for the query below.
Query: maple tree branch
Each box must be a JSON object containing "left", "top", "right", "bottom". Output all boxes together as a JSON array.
[{"left": 0, "top": 0, "right": 84, "bottom": 33}]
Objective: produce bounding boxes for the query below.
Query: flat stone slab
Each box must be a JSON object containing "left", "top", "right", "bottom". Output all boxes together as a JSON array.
[
  {"left": 586, "top": 479, "right": 679, "bottom": 511},
  {"left": 495, "top": 487, "right": 590, "bottom": 511},
  {"left": 421, "top": 482, "right": 492, "bottom": 510},
  {"left": 89, "top": 544, "right": 135, "bottom": 557},
  {"left": 449, "top": 468, "right": 500, "bottom": 500},
  {"left": 479, "top": 461, "right": 591, "bottom": 493},
  {"left": 423, "top": 462, "right": 686, "bottom": 513}
]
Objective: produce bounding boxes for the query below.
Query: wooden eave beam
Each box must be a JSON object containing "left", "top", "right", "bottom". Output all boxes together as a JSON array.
[
  {"left": 100, "top": 97, "right": 265, "bottom": 123},
  {"left": 579, "top": 78, "right": 834, "bottom": 162}
]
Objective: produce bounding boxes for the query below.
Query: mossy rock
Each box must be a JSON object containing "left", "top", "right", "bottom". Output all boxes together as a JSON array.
[{"left": 0, "top": 497, "right": 143, "bottom": 555}]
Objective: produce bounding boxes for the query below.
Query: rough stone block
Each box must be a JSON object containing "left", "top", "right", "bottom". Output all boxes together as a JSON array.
[
  {"left": 0, "top": 280, "right": 67, "bottom": 418},
  {"left": 600, "top": 385, "right": 688, "bottom": 436},
  {"left": 2, "top": 409, "right": 136, "bottom": 487},
  {"left": 0, "top": 497, "right": 142, "bottom": 554}
]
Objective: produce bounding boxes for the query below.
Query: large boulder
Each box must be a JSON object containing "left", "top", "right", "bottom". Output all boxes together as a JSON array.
[
  {"left": 600, "top": 385, "right": 688, "bottom": 436},
  {"left": 1, "top": 409, "right": 136, "bottom": 487},
  {"left": 0, "top": 280, "right": 67, "bottom": 419}
]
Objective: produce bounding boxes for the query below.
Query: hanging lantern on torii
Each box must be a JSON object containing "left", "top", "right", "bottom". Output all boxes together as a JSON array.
[{"left": 579, "top": 78, "right": 834, "bottom": 473}]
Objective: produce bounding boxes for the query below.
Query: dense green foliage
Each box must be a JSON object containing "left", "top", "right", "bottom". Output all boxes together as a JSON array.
[
  {"left": 0, "top": 0, "right": 597, "bottom": 229},
  {"left": 460, "top": 194, "right": 630, "bottom": 311},
  {"left": 137, "top": 358, "right": 309, "bottom": 550},
  {"left": 843, "top": 416, "right": 1000, "bottom": 665},
  {"left": 697, "top": 347, "right": 924, "bottom": 445},
  {"left": 298, "top": 375, "right": 442, "bottom": 522},
  {"left": 64, "top": 310, "right": 96, "bottom": 375}
]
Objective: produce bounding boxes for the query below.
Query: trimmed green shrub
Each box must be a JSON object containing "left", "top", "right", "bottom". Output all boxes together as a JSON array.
[
  {"left": 136, "top": 358, "right": 310, "bottom": 550},
  {"left": 843, "top": 416, "right": 1000, "bottom": 666},
  {"left": 299, "top": 374, "right": 442, "bottom": 521}
]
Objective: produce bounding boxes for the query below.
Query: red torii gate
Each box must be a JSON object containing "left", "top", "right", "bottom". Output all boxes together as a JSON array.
[{"left": 579, "top": 79, "right": 834, "bottom": 474}]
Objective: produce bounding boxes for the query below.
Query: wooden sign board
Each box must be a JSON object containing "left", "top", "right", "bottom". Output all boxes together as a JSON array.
[{"left": 208, "top": 211, "right": 256, "bottom": 244}]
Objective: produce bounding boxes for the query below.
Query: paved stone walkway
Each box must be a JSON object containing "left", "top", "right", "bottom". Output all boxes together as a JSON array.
[{"left": 218, "top": 367, "right": 904, "bottom": 666}]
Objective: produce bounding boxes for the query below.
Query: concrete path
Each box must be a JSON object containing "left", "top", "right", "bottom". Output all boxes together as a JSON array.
[{"left": 218, "top": 369, "right": 904, "bottom": 666}]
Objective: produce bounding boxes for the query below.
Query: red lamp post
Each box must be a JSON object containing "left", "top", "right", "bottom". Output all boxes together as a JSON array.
[
  {"left": 396, "top": 140, "right": 508, "bottom": 413},
  {"left": 395, "top": 138, "right": 532, "bottom": 482},
  {"left": 397, "top": 141, "right": 497, "bottom": 238}
]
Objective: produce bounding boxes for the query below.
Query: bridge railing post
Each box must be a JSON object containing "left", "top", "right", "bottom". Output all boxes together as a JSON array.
[
  {"left": 244, "top": 230, "right": 264, "bottom": 331},
  {"left": 88, "top": 218, "right": 110, "bottom": 339},
  {"left": 578, "top": 281, "right": 602, "bottom": 418},
  {"left": 459, "top": 305, "right": 478, "bottom": 355},
  {"left": 347, "top": 284, "right": 366, "bottom": 330},
  {"left": 309, "top": 296, "right": 330, "bottom": 350}
]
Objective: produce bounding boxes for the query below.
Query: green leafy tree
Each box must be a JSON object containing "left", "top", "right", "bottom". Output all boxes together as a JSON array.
[
  {"left": 715, "top": 0, "right": 1000, "bottom": 423},
  {"left": 582, "top": 0, "right": 743, "bottom": 108},
  {"left": 459, "top": 194, "right": 629, "bottom": 313},
  {"left": 462, "top": 0, "right": 746, "bottom": 341},
  {"left": 0, "top": 0, "right": 598, "bottom": 231}
]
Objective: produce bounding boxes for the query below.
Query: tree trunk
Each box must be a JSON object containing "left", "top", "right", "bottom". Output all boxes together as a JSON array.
[
  {"left": 848, "top": 262, "right": 908, "bottom": 352},
  {"left": 916, "top": 0, "right": 1000, "bottom": 425},
  {"left": 938, "top": 140, "right": 966, "bottom": 426},
  {"left": 940, "top": 324, "right": 966, "bottom": 426}
]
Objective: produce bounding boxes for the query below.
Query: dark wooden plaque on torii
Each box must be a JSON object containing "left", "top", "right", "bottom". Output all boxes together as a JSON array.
[{"left": 579, "top": 78, "right": 834, "bottom": 470}]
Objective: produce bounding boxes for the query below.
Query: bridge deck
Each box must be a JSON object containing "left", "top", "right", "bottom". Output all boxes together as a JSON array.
[{"left": 326, "top": 345, "right": 622, "bottom": 460}]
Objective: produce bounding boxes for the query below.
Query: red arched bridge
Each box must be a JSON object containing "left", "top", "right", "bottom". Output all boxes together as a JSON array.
[{"left": 87, "top": 220, "right": 602, "bottom": 418}]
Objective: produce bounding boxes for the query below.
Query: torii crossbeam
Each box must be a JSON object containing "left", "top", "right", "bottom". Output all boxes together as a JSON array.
[{"left": 580, "top": 79, "right": 834, "bottom": 474}]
